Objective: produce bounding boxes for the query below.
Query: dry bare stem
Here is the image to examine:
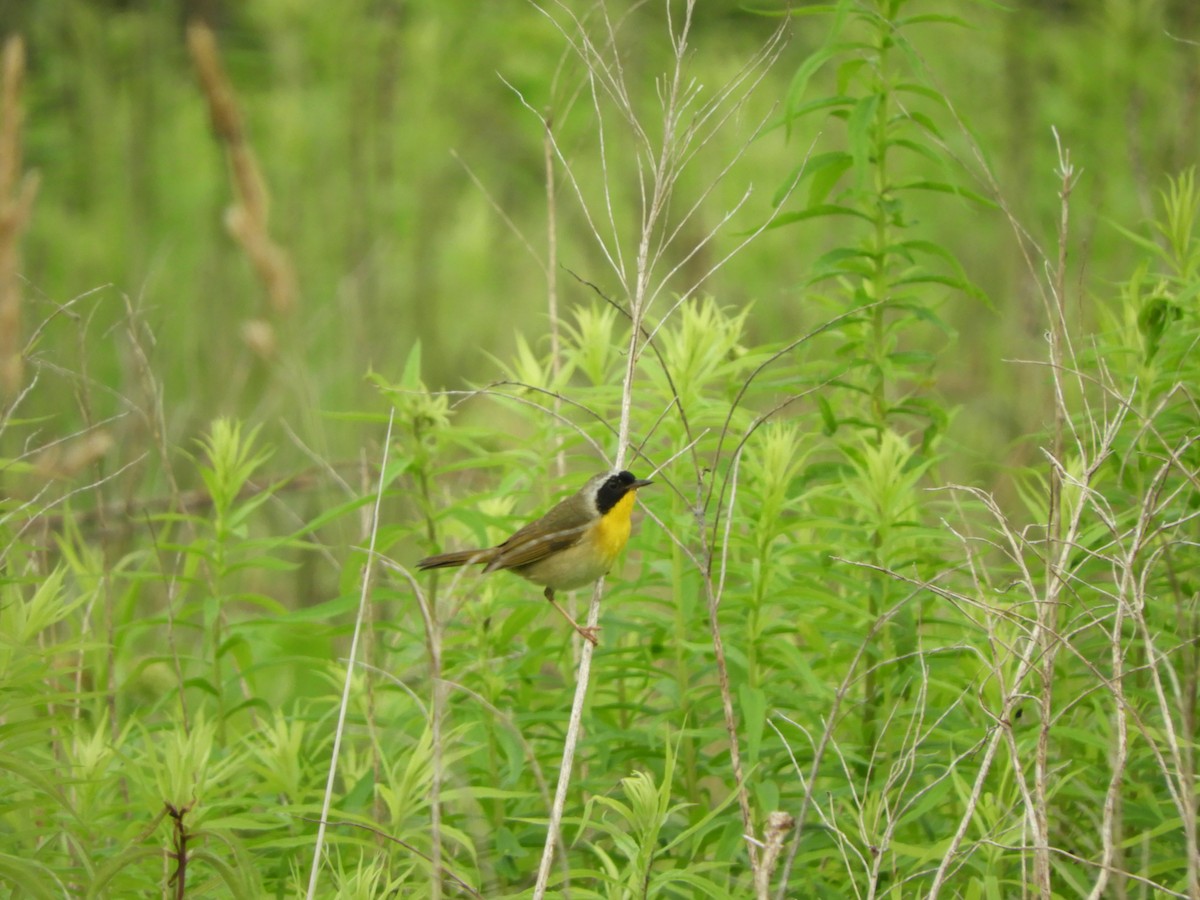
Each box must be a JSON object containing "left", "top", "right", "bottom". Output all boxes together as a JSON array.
[
  {"left": 876, "top": 28, "right": 1199, "bottom": 887},
  {"left": 187, "top": 20, "right": 297, "bottom": 317},
  {"left": 753, "top": 811, "right": 796, "bottom": 898},
  {"left": 924, "top": 472, "right": 1099, "bottom": 898},
  {"left": 918, "top": 136, "right": 1077, "bottom": 899},
  {"left": 1115, "top": 444, "right": 1200, "bottom": 899},
  {"left": 516, "top": 1, "right": 790, "bottom": 894},
  {"left": 306, "top": 409, "right": 395, "bottom": 899},
  {"left": 772, "top": 588, "right": 919, "bottom": 895},
  {"left": 1028, "top": 131, "right": 1081, "bottom": 899},
  {"left": 924, "top": 158, "right": 1200, "bottom": 898},
  {"left": 0, "top": 35, "right": 38, "bottom": 401},
  {"left": 356, "top": 450, "right": 387, "bottom": 833},
  {"left": 706, "top": 450, "right": 758, "bottom": 871}
]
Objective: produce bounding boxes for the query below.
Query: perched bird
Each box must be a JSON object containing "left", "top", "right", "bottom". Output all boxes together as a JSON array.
[{"left": 417, "top": 470, "right": 653, "bottom": 644}]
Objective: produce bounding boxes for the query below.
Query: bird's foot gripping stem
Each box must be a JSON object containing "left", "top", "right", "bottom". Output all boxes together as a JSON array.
[{"left": 543, "top": 587, "right": 600, "bottom": 646}]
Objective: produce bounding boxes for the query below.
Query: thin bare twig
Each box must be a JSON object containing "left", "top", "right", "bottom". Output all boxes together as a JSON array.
[{"left": 532, "top": 0, "right": 784, "bottom": 891}]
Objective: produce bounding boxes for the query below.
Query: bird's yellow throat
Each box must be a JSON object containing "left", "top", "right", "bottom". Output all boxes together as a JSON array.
[{"left": 594, "top": 488, "right": 639, "bottom": 562}]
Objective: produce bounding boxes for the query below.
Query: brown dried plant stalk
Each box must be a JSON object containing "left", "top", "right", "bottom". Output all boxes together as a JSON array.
[
  {"left": 0, "top": 35, "right": 38, "bottom": 401},
  {"left": 186, "top": 20, "right": 297, "bottom": 318}
]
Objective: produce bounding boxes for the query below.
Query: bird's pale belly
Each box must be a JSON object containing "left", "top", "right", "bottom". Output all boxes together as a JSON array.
[{"left": 513, "top": 537, "right": 618, "bottom": 590}]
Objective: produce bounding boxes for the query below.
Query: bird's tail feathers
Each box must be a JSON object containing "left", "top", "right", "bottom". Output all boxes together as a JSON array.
[{"left": 416, "top": 548, "right": 497, "bottom": 570}]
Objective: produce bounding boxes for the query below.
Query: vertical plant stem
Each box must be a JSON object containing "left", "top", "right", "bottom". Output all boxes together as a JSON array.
[
  {"left": 531, "top": 0, "right": 780, "bottom": 889},
  {"left": 528, "top": 98, "right": 579, "bottom": 896},
  {"left": 708, "top": 452, "right": 762, "bottom": 882},
  {"left": 861, "top": 3, "right": 896, "bottom": 762},
  {"left": 1088, "top": 521, "right": 1136, "bottom": 900},
  {"left": 672, "top": 497, "right": 700, "bottom": 805},
  {"left": 305, "top": 408, "right": 394, "bottom": 900},
  {"left": 544, "top": 112, "right": 563, "bottom": 415},
  {"left": 209, "top": 532, "right": 227, "bottom": 743},
  {"left": 1182, "top": 589, "right": 1200, "bottom": 900},
  {"left": 428, "top": 627, "right": 445, "bottom": 900},
  {"left": 533, "top": 628, "right": 596, "bottom": 899},
  {"left": 1133, "top": 603, "right": 1200, "bottom": 900},
  {"left": 1032, "top": 134, "right": 1076, "bottom": 899},
  {"left": 535, "top": 1, "right": 692, "bottom": 890},
  {"left": 1121, "top": 465, "right": 1200, "bottom": 899},
  {"left": 359, "top": 449, "right": 385, "bottom": 833},
  {"left": 544, "top": 111, "right": 573, "bottom": 656},
  {"left": 413, "top": 428, "right": 447, "bottom": 893}
]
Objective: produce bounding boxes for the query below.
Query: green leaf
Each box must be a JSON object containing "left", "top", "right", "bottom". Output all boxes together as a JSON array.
[
  {"left": 400, "top": 340, "right": 423, "bottom": 390},
  {"left": 784, "top": 46, "right": 839, "bottom": 131},
  {"left": 807, "top": 151, "right": 855, "bottom": 206},
  {"left": 768, "top": 204, "right": 873, "bottom": 229},
  {"left": 847, "top": 94, "right": 881, "bottom": 179},
  {"left": 778, "top": 94, "right": 855, "bottom": 128},
  {"left": 739, "top": 684, "right": 768, "bottom": 768},
  {"left": 897, "top": 13, "right": 972, "bottom": 28},
  {"left": 894, "top": 179, "right": 998, "bottom": 208},
  {"left": 902, "top": 109, "right": 946, "bottom": 140}
]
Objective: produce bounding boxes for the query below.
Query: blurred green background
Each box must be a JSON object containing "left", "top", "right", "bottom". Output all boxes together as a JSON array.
[
  {"left": 3, "top": 3, "right": 1199, "bottom": 894},
  {"left": 4, "top": 0, "right": 1198, "bottom": 483}
]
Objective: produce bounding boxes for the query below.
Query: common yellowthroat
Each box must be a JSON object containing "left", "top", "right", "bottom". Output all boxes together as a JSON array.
[{"left": 417, "top": 470, "right": 653, "bottom": 645}]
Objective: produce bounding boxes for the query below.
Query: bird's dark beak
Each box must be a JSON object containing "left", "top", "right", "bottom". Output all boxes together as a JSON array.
[{"left": 630, "top": 478, "right": 654, "bottom": 489}]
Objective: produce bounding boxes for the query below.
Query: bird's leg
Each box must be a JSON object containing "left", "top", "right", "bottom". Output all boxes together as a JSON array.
[{"left": 543, "top": 587, "right": 599, "bottom": 646}]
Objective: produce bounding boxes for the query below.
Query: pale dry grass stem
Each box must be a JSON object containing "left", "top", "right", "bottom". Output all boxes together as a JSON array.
[
  {"left": 306, "top": 409, "right": 395, "bottom": 899},
  {"left": 523, "top": 4, "right": 789, "bottom": 895},
  {"left": 911, "top": 136, "right": 1200, "bottom": 898},
  {"left": 440, "top": 3, "right": 791, "bottom": 893},
  {"left": 357, "top": 449, "right": 387, "bottom": 831}
]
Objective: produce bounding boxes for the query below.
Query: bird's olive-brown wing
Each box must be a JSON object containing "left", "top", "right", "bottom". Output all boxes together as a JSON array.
[{"left": 484, "top": 496, "right": 588, "bottom": 572}]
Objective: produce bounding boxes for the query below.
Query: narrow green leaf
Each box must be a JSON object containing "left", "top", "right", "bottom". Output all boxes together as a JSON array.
[
  {"left": 767, "top": 204, "right": 873, "bottom": 229},
  {"left": 818, "top": 395, "right": 839, "bottom": 436},
  {"left": 846, "top": 94, "right": 880, "bottom": 178},
  {"left": 895, "top": 179, "right": 998, "bottom": 208}
]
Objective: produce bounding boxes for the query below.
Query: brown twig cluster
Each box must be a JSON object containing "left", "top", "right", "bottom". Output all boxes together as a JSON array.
[
  {"left": 186, "top": 21, "right": 297, "bottom": 326},
  {"left": 166, "top": 802, "right": 193, "bottom": 900},
  {"left": 0, "top": 35, "right": 38, "bottom": 401}
]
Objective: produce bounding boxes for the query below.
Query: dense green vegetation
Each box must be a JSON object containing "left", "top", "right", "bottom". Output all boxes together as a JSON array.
[{"left": 1, "top": 0, "right": 1198, "bottom": 897}]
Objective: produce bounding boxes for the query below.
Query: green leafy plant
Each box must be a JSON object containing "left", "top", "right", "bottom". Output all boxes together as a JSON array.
[{"left": 1, "top": 2, "right": 1198, "bottom": 898}]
